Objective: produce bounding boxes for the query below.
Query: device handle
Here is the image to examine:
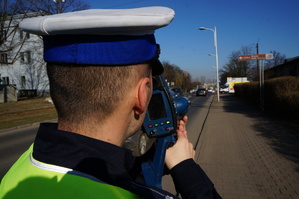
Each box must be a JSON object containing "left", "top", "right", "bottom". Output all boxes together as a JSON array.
[{"left": 141, "top": 134, "right": 176, "bottom": 189}]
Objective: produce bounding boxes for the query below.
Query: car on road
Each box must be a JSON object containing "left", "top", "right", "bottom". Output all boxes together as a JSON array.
[
  {"left": 189, "top": 88, "right": 197, "bottom": 94},
  {"left": 170, "top": 88, "right": 183, "bottom": 97},
  {"left": 207, "top": 87, "right": 215, "bottom": 93},
  {"left": 124, "top": 129, "right": 156, "bottom": 156},
  {"left": 220, "top": 85, "right": 229, "bottom": 93},
  {"left": 196, "top": 88, "right": 207, "bottom": 96}
]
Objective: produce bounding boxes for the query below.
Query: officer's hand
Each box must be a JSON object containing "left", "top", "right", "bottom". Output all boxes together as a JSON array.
[{"left": 165, "top": 116, "right": 195, "bottom": 170}]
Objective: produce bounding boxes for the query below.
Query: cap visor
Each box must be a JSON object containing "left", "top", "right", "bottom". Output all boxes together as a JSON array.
[{"left": 152, "top": 60, "right": 164, "bottom": 75}]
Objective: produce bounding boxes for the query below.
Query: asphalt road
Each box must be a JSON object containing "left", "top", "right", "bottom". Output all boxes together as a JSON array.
[
  {"left": 0, "top": 125, "right": 38, "bottom": 178},
  {"left": 162, "top": 93, "right": 214, "bottom": 193},
  {"left": 0, "top": 93, "right": 213, "bottom": 187}
]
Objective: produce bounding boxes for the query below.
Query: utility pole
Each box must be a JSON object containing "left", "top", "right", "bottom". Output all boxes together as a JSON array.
[{"left": 256, "top": 43, "right": 259, "bottom": 80}]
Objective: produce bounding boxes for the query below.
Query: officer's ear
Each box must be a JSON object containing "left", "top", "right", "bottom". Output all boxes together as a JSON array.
[{"left": 133, "top": 77, "right": 151, "bottom": 115}]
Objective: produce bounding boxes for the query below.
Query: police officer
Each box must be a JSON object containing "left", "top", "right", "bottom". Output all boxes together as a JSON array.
[{"left": 0, "top": 7, "right": 221, "bottom": 199}]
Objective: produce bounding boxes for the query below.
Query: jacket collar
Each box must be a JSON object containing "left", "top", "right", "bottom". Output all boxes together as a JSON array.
[{"left": 33, "top": 123, "right": 140, "bottom": 185}]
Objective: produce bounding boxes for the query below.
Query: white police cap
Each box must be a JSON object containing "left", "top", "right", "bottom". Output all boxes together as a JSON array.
[{"left": 19, "top": 7, "right": 175, "bottom": 75}]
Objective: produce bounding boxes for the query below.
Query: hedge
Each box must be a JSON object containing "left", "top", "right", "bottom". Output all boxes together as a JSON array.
[{"left": 234, "top": 76, "right": 299, "bottom": 118}]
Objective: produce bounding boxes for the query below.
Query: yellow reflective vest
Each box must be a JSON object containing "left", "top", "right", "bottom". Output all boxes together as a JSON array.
[{"left": 0, "top": 145, "right": 142, "bottom": 199}]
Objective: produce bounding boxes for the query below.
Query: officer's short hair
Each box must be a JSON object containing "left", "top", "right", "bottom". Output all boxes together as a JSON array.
[{"left": 47, "top": 63, "right": 151, "bottom": 123}]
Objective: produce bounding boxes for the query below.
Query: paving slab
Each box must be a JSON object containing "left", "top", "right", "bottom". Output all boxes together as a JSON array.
[{"left": 196, "top": 94, "right": 299, "bottom": 199}]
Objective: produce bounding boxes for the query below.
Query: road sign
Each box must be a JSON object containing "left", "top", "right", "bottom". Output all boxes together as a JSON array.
[{"left": 238, "top": 53, "right": 273, "bottom": 61}]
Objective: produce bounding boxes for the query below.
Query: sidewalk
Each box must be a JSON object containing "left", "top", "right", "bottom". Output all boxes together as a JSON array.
[{"left": 196, "top": 94, "right": 299, "bottom": 199}]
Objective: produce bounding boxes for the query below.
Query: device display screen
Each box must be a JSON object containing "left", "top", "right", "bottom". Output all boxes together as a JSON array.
[{"left": 147, "top": 93, "right": 167, "bottom": 121}]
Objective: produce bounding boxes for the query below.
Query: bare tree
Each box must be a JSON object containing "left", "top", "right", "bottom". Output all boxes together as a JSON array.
[
  {"left": 220, "top": 45, "right": 256, "bottom": 83},
  {"left": 162, "top": 61, "right": 193, "bottom": 91},
  {"left": 162, "top": 61, "right": 181, "bottom": 86},
  {"left": 25, "top": 0, "right": 90, "bottom": 14},
  {"left": 0, "top": 0, "right": 34, "bottom": 63},
  {"left": 181, "top": 71, "right": 192, "bottom": 92},
  {"left": 264, "top": 50, "right": 286, "bottom": 69},
  {"left": 1, "top": 0, "right": 89, "bottom": 63},
  {"left": 1, "top": 0, "right": 90, "bottom": 93}
]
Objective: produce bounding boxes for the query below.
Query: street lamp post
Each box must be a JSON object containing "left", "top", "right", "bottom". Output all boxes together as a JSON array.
[
  {"left": 199, "top": 26, "right": 220, "bottom": 102},
  {"left": 211, "top": 65, "right": 216, "bottom": 84}
]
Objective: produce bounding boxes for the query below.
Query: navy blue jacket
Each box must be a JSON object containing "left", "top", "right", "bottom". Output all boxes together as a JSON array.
[{"left": 33, "top": 123, "right": 221, "bottom": 199}]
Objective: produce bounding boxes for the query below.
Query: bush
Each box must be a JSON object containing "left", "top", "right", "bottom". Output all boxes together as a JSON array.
[
  {"left": 234, "top": 81, "right": 259, "bottom": 107},
  {"left": 235, "top": 76, "right": 299, "bottom": 118}
]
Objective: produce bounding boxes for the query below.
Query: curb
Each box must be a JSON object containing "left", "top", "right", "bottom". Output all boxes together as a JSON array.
[{"left": 0, "top": 118, "right": 58, "bottom": 133}]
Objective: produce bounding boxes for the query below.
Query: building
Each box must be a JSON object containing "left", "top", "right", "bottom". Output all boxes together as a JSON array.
[
  {"left": 0, "top": 12, "right": 49, "bottom": 102},
  {"left": 265, "top": 56, "right": 299, "bottom": 79}
]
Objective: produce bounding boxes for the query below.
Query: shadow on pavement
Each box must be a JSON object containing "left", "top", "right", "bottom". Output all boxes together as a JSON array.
[{"left": 220, "top": 94, "right": 299, "bottom": 172}]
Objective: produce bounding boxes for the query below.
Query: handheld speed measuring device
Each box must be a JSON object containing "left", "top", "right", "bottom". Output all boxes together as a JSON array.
[
  {"left": 142, "top": 75, "right": 190, "bottom": 189},
  {"left": 143, "top": 75, "right": 190, "bottom": 138}
]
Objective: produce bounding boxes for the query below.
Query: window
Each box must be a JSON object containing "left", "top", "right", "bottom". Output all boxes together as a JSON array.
[
  {"left": 20, "top": 52, "right": 25, "bottom": 63},
  {"left": 1, "top": 77, "right": 9, "bottom": 85},
  {"left": 0, "top": 54, "right": 8, "bottom": 64},
  {"left": 27, "top": 51, "right": 31, "bottom": 63},
  {"left": 20, "top": 30, "right": 23, "bottom": 40},
  {"left": 20, "top": 30, "right": 30, "bottom": 40},
  {"left": 20, "top": 51, "right": 31, "bottom": 64},
  {"left": 21, "top": 76, "right": 26, "bottom": 88}
]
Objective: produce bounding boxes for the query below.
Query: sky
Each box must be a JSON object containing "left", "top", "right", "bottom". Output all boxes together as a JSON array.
[{"left": 83, "top": 0, "right": 299, "bottom": 80}]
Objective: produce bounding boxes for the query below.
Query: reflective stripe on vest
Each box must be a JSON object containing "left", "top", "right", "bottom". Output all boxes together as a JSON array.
[{"left": 0, "top": 145, "right": 143, "bottom": 199}]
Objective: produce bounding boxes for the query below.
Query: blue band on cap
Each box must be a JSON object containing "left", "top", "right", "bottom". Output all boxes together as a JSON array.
[{"left": 43, "top": 34, "right": 159, "bottom": 65}]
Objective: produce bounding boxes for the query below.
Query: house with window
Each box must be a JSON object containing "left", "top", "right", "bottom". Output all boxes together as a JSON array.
[{"left": 0, "top": 12, "right": 49, "bottom": 102}]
